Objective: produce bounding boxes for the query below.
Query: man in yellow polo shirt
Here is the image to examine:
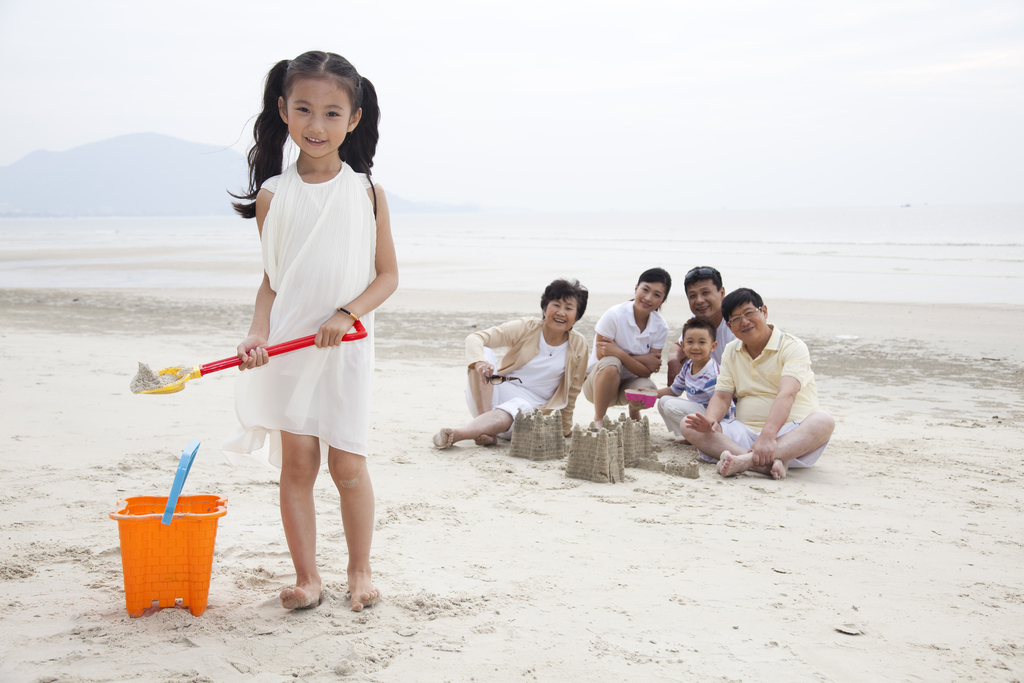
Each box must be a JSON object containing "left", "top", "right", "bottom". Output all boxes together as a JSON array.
[{"left": 680, "top": 288, "right": 835, "bottom": 480}]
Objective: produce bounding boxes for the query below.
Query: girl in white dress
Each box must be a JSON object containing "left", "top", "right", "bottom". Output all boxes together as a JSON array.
[{"left": 224, "top": 51, "right": 398, "bottom": 612}]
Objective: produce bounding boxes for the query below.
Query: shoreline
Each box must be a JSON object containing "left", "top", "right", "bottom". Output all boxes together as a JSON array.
[
  {"left": 4, "top": 204, "right": 1024, "bottom": 305},
  {"left": 4, "top": 285, "right": 1022, "bottom": 363}
]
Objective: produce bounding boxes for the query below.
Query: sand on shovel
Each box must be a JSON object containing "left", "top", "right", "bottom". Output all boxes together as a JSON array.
[{"left": 130, "top": 362, "right": 177, "bottom": 394}]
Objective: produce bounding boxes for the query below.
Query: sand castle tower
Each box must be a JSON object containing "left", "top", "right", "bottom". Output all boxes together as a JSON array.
[
  {"left": 510, "top": 409, "right": 565, "bottom": 461},
  {"left": 565, "top": 423, "right": 625, "bottom": 483},
  {"left": 613, "top": 414, "right": 652, "bottom": 467}
]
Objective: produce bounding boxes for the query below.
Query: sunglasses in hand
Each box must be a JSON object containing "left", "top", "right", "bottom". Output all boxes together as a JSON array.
[{"left": 484, "top": 374, "right": 522, "bottom": 385}]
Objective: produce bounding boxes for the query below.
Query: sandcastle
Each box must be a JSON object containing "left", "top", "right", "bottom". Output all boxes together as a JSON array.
[
  {"left": 510, "top": 409, "right": 565, "bottom": 461},
  {"left": 509, "top": 409, "right": 700, "bottom": 481},
  {"left": 565, "top": 415, "right": 645, "bottom": 483},
  {"left": 565, "top": 422, "right": 625, "bottom": 483},
  {"left": 565, "top": 415, "right": 699, "bottom": 483}
]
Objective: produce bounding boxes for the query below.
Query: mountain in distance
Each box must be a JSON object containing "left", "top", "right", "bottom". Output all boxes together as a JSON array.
[
  {"left": 0, "top": 133, "right": 246, "bottom": 217},
  {"left": 0, "top": 133, "right": 476, "bottom": 217}
]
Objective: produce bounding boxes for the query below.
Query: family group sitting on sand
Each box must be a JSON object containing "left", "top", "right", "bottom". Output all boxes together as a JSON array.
[{"left": 432, "top": 266, "right": 836, "bottom": 481}]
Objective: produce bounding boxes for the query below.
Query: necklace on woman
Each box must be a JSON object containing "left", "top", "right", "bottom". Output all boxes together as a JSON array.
[{"left": 541, "top": 333, "right": 561, "bottom": 355}]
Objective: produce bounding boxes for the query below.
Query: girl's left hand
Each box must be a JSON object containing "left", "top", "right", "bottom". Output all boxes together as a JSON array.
[{"left": 315, "top": 311, "right": 355, "bottom": 348}]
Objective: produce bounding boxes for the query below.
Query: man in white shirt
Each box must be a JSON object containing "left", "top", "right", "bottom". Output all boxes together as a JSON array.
[{"left": 666, "top": 266, "right": 735, "bottom": 385}]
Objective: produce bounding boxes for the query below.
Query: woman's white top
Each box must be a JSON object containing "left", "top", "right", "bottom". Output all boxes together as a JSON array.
[
  {"left": 222, "top": 163, "right": 377, "bottom": 465},
  {"left": 502, "top": 334, "right": 568, "bottom": 404},
  {"left": 586, "top": 300, "right": 669, "bottom": 379}
]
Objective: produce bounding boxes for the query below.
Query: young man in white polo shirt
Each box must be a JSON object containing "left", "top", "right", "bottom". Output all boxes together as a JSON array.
[{"left": 680, "top": 288, "right": 835, "bottom": 480}]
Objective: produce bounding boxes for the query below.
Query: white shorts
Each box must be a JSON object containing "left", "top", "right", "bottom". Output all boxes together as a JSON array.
[
  {"left": 464, "top": 348, "right": 535, "bottom": 440},
  {"left": 699, "top": 418, "right": 828, "bottom": 468},
  {"left": 656, "top": 395, "right": 706, "bottom": 437}
]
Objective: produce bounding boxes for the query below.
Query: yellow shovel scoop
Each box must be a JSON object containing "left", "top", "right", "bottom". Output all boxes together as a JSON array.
[{"left": 131, "top": 321, "right": 367, "bottom": 395}]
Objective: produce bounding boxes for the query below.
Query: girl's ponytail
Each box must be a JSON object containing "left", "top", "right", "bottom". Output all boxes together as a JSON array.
[
  {"left": 340, "top": 76, "right": 381, "bottom": 216},
  {"left": 339, "top": 76, "right": 380, "bottom": 178},
  {"left": 231, "top": 60, "right": 291, "bottom": 219}
]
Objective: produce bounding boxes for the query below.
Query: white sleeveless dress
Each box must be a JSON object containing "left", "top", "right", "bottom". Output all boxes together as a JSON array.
[{"left": 221, "top": 162, "right": 377, "bottom": 466}]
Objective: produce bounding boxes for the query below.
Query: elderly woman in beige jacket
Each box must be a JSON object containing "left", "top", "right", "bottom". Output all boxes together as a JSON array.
[{"left": 433, "top": 279, "right": 589, "bottom": 448}]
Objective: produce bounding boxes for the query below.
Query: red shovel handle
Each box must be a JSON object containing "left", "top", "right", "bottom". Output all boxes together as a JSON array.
[{"left": 199, "top": 319, "right": 367, "bottom": 375}]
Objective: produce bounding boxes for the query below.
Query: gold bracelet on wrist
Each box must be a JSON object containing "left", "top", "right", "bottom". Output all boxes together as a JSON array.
[{"left": 337, "top": 306, "right": 359, "bottom": 321}]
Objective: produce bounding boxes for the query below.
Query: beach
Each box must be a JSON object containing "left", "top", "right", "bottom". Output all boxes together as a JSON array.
[
  {"left": 1, "top": 279, "right": 1023, "bottom": 682},
  {"left": 4, "top": 0, "right": 1024, "bottom": 676}
]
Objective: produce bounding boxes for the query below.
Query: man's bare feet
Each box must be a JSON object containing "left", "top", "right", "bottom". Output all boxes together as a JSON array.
[
  {"left": 474, "top": 434, "right": 497, "bottom": 446},
  {"left": 280, "top": 580, "right": 322, "bottom": 610},
  {"left": 771, "top": 459, "right": 788, "bottom": 480},
  {"left": 717, "top": 450, "right": 753, "bottom": 477},
  {"left": 348, "top": 569, "right": 380, "bottom": 612},
  {"left": 432, "top": 428, "right": 456, "bottom": 448}
]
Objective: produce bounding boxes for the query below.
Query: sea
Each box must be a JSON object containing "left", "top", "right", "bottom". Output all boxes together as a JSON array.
[{"left": 1, "top": 204, "right": 1021, "bottom": 304}]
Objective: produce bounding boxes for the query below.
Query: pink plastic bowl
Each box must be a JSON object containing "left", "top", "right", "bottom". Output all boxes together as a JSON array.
[{"left": 624, "top": 389, "right": 658, "bottom": 408}]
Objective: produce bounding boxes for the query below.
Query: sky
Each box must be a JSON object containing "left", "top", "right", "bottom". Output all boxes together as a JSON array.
[{"left": 1, "top": 0, "right": 1021, "bottom": 211}]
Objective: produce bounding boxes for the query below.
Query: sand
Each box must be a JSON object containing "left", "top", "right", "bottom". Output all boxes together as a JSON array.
[
  {"left": 129, "top": 362, "right": 176, "bottom": 393},
  {"left": 1, "top": 286, "right": 1023, "bottom": 682}
]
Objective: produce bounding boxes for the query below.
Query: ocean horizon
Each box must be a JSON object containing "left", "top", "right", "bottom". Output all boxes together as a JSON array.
[{"left": 1, "top": 204, "right": 1021, "bottom": 305}]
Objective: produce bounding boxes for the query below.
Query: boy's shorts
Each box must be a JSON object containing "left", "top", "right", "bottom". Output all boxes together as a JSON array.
[
  {"left": 698, "top": 418, "right": 828, "bottom": 468},
  {"left": 582, "top": 356, "right": 656, "bottom": 406},
  {"left": 656, "top": 395, "right": 706, "bottom": 437}
]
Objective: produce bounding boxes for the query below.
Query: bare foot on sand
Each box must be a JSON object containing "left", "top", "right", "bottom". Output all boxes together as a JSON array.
[
  {"left": 348, "top": 570, "right": 380, "bottom": 612},
  {"left": 628, "top": 403, "right": 643, "bottom": 421},
  {"left": 432, "top": 428, "right": 456, "bottom": 448},
  {"left": 717, "top": 450, "right": 753, "bottom": 477},
  {"left": 280, "top": 580, "right": 322, "bottom": 610},
  {"left": 474, "top": 434, "right": 497, "bottom": 446},
  {"left": 771, "top": 459, "right": 788, "bottom": 480}
]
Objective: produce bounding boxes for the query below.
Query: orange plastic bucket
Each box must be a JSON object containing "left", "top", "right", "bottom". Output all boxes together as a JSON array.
[{"left": 110, "top": 494, "right": 227, "bottom": 617}]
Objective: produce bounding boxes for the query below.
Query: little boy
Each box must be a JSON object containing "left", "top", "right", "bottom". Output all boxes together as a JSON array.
[{"left": 656, "top": 318, "right": 724, "bottom": 438}]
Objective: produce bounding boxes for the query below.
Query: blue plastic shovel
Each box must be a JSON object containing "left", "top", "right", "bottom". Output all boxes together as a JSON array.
[{"left": 162, "top": 439, "right": 201, "bottom": 525}]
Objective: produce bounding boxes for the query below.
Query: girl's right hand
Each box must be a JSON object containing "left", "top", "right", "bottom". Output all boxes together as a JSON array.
[{"left": 237, "top": 335, "right": 269, "bottom": 371}]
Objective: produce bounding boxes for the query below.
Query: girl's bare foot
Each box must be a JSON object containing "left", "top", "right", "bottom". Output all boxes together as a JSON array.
[
  {"left": 432, "top": 428, "right": 456, "bottom": 448},
  {"left": 348, "top": 569, "right": 380, "bottom": 612},
  {"left": 280, "top": 579, "right": 322, "bottom": 610},
  {"left": 474, "top": 434, "right": 497, "bottom": 446}
]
